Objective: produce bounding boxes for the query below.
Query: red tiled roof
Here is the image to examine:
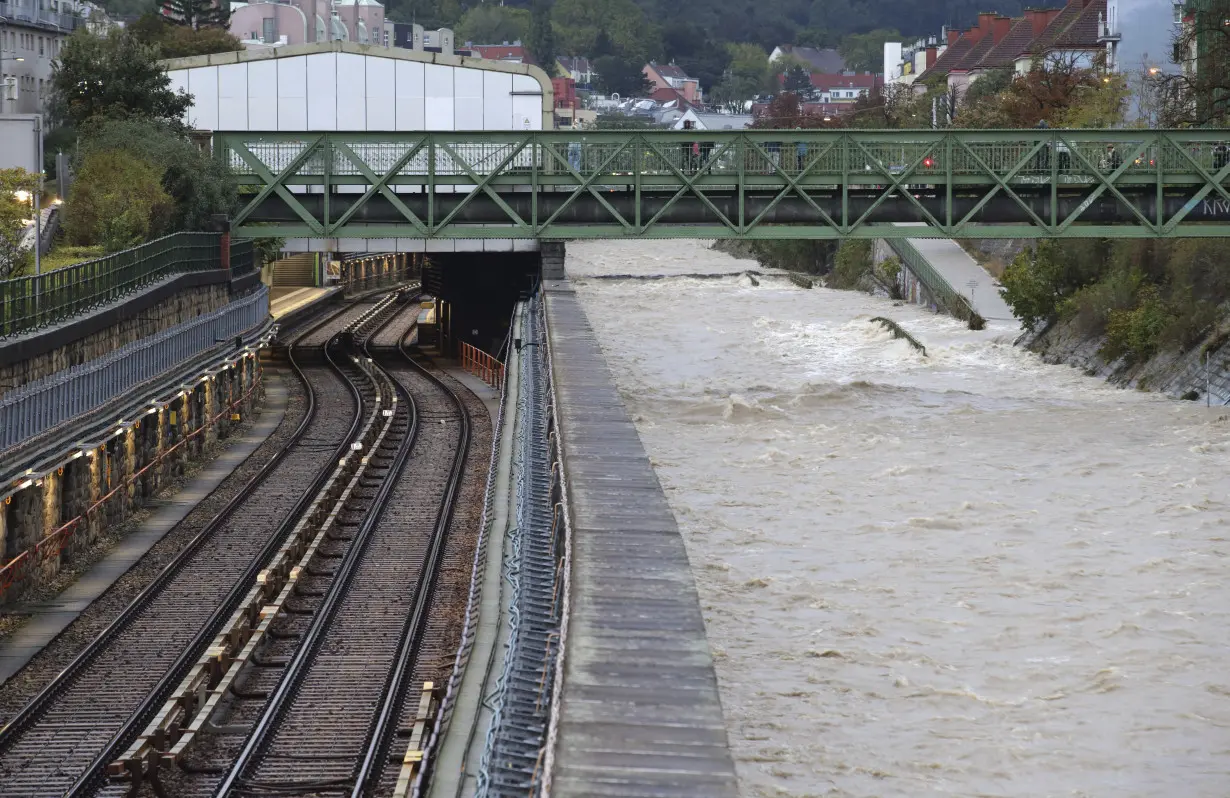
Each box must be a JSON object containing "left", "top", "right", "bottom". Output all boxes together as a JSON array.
[
  {"left": 949, "top": 29, "right": 999, "bottom": 72},
  {"left": 916, "top": 32, "right": 975, "bottom": 81},
  {"left": 807, "top": 72, "right": 881, "bottom": 90},
  {"left": 979, "top": 17, "right": 1036, "bottom": 68},
  {"left": 473, "top": 45, "right": 531, "bottom": 63},
  {"left": 649, "top": 62, "right": 691, "bottom": 81},
  {"left": 1028, "top": 0, "right": 1086, "bottom": 54},
  {"left": 1052, "top": 0, "right": 1107, "bottom": 49},
  {"left": 651, "top": 86, "right": 697, "bottom": 109}
]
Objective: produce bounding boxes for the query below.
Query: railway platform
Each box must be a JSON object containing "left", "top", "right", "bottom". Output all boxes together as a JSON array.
[
  {"left": 270, "top": 286, "right": 339, "bottom": 321},
  {"left": 542, "top": 280, "right": 739, "bottom": 796}
]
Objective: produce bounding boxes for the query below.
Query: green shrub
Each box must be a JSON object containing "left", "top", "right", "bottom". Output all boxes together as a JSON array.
[
  {"left": 828, "top": 240, "right": 872, "bottom": 289},
  {"left": 1060, "top": 267, "right": 1142, "bottom": 334},
  {"left": 1103, "top": 285, "right": 1174, "bottom": 363},
  {"left": 64, "top": 149, "right": 173, "bottom": 251}
]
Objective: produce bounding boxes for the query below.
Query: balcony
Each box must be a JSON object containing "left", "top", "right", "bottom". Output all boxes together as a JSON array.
[{"left": 0, "top": 0, "right": 83, "bottom": 32}]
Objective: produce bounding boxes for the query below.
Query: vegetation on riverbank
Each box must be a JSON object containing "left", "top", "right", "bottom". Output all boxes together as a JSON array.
[{"left": 1001, "top": 239, "right": 1230, "bottom": 367}]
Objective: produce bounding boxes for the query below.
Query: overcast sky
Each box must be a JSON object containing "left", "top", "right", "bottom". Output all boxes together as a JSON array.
[{"left": 1117, "top": 0, "right": 1175, "bottom": 71}]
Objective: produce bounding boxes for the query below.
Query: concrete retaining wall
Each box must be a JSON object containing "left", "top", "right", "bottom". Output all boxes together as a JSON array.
[{"left": 0, "top": 352, "right": 263, "bottom": 603}]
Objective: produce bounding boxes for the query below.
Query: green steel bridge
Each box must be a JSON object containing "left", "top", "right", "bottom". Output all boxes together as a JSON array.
[{"left": 216, "top": 129, "right": 1230, "bottom": 240}]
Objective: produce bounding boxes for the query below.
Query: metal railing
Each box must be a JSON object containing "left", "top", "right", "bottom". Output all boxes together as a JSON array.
[
  {"left": 887, "top": 238, "right": 984, "bottom": 326},
  {"left": 231, "top": 238, "right": 256, "bottom": 277},
  {"left": 459, "top": 341, "right": 504, "bottom": 390},
  {"left": 0, "top": 287, "right": 269, "bottom": 453},
  {"left": 216, "top": 129, "right": 1230, "bottom": 240},
  {"left": 0, "top": 232, "right": 233, "bottom": 339}
]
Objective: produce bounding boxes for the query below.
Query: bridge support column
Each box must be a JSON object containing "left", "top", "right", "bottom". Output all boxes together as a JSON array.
[{"left": 541, "top": 241, "right": 566, "bottom": 281}]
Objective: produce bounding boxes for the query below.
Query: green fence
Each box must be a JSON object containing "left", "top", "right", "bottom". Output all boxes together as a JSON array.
[
  {"left": 886, "top": 237, "right": 984, "bottom": 327},
  {"left": 0, "top": 233, "right": 240, "bottom": 340}
]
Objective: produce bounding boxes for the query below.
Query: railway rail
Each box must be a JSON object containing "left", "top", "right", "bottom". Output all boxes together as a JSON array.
[
  {"left": 0, "top": 300, "right": 385, "bottom": 797},
  {"left": 208, "top": 298, "right": 474, "bottom": 798}
]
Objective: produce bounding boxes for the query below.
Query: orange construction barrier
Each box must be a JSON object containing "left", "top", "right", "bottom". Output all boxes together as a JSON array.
[{"left": 460, "top": 341, "right": 504, "bottom": 391}]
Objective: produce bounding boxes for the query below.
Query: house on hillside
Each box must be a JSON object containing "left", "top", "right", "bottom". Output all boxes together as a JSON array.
[
  {"left": 785, "top": 72, "right": 882, "bottom": 103},
  {"left": 470, "top": 42, "right": 535, "bottom": 66},
  {"left": 558, "top": 56, "right": 596, "bottom": 88},
  {"left": 895, "top": 0, "right": 1122, "bottom": 97},
  {"left": 883, "top": 37, "right": 944, "bottom": 86},
  {"left": 644, "top": 62, "right": 702, "bottom": 104},
  {"left": 671, "top": 109, "right": 752, "bottom": 130},
  {"left": 385, "top": 23, "right": 457, "bottom": 54},
  {"left": 769, "top": 45, "right": 845, "bottom": 73},
  {"left": 231, "top": 0, "right": 384, "bottom": 47}
]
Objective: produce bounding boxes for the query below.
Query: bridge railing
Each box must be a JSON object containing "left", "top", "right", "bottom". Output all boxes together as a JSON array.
[
  {"left": 0, "top": 233, "right": 253, "bottom": 340},
  {"left": 217, "top": 130, "right": 1230, "bottom": 184}
]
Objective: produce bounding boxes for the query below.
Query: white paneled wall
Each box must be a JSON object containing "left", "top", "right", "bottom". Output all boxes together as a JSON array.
[
  {"left": 174, "top": 51, "right": 546, "bottom": 250},
  {"left": 174, "top": 53, "right": 544, "bottom": 132}
]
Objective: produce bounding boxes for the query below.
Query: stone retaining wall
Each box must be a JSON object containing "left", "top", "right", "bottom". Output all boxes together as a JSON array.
[
  {"left": 0, "top": 354, "right": 263, "bottom": 603},
  {"left": 0, "top": 284, "right": 234, "bottom": 400}
]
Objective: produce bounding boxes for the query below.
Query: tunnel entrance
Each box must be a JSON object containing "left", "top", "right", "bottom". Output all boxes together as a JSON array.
[{"left": 419, "top": 253, "right": 541, "bottom": 359}]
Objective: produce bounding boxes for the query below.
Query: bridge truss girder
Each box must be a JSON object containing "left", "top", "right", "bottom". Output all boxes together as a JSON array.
[{"left": 215, "top": 130, "right": 1230, "bottom": 239}]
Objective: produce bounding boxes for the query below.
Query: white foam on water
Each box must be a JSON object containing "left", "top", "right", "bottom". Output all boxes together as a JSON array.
[{"left": 568, "top": 240, "right": 1230, "bottom": 798}]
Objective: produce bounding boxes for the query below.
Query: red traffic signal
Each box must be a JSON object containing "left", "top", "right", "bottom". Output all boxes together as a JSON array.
[{"left": 923, "top": 156, "right": 935, "bottom": 168}]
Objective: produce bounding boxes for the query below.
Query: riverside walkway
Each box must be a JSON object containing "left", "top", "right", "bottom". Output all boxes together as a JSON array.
[{"left": 895, "top": 223, "right": 1017, "bottom": 324}]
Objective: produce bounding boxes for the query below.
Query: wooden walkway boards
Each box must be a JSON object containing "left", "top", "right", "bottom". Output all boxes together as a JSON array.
[{"left": 543, "top": 280, "right": 738, "bottom": 797}]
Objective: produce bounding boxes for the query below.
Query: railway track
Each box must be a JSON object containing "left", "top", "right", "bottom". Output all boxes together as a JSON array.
[
  {"left": 0, "top": 300, "right": 385, "bottom": 797},
  {"left": 203, "top": 301, "right": 473, "bottom": 798}
]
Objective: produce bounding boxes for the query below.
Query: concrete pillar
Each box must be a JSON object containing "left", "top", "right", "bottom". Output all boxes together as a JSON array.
[
  {"left": 39, "top": 474, "right": 61, "bottom": 581},
  {"left": 541, "top": 241, "right": 566, "bottom": 280}
]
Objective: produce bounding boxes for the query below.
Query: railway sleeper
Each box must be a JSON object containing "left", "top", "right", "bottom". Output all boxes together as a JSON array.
[{"left": 110, "top": 362, "right": 404, "bottom": 784}]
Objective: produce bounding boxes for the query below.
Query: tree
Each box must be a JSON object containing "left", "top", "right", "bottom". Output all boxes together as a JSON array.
[
  {"left": 782, "top": 64, "right": 811, "bottom": 94},
  {"left": 552, "top": 0, "right": 660, "bottom": 64},
  {"left": 1158, "top": 0, "right": 1230, "bottom": 126},
  {"left": 129, "top": 13, "right": 243, "bottom": 59},
  {"left": 78, "top": 118, "right": 237, "bottom": 233},
  {"left": 839, "top": 28, "right": 900, "bottom": 73},
  {"left": 529, "top": 0, "right": 558, "bottom": 74},
  {"left": 50, "top": 28, "right": 192, "bottom": 131},
  {"left": 0, "top": 169, "right": 37, "bottom": 278},
  {"left": 951, "top": 53, "right": 1127, "bottom": 129},
  {"left": 751, "top": 92, "right": 832, "bottom": 129},
  {"left": 64, "top": 149, "right": 173, "bottom": 252},
  {"left": 593, "top": 55, "right": 651, "bottom": 97},
  {"left": 455, "top": 5, "right": 530, "bottom": 45},
  {"left": 161, "top": 0, "right": 229, "bottom": 31},
  {"left": 712, "top": 42, "right": 771, "bottom": 104}
]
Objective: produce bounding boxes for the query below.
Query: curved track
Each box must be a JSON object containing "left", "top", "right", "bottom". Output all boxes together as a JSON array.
[
  {"left": 0, "top": 302, "right": 379, "bottom": 797},
  {"left": 211, "top": 304, "right": 473, "bottom": 798}
]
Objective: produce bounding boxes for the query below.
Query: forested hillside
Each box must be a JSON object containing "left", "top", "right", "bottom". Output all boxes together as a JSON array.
[{"left": 388, "top": 0, "right": 1063, "bottom": 50}]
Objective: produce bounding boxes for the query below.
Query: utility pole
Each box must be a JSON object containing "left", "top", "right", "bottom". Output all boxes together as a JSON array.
[{"left": 32, "top": 114, "right": 42, "bottom": 278}]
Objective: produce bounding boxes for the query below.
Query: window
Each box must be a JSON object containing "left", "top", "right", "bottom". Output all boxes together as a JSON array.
[{"left": 39, "top": 37, "right": 44, "bottom": 57}]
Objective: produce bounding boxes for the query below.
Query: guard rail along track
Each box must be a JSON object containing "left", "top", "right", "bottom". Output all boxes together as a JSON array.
[
  {"left": 207, "top": 291, "right": 473, "bottom": 798},
  {"left": 0, "top": 297, "right": 392, "bottom": 797}
]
